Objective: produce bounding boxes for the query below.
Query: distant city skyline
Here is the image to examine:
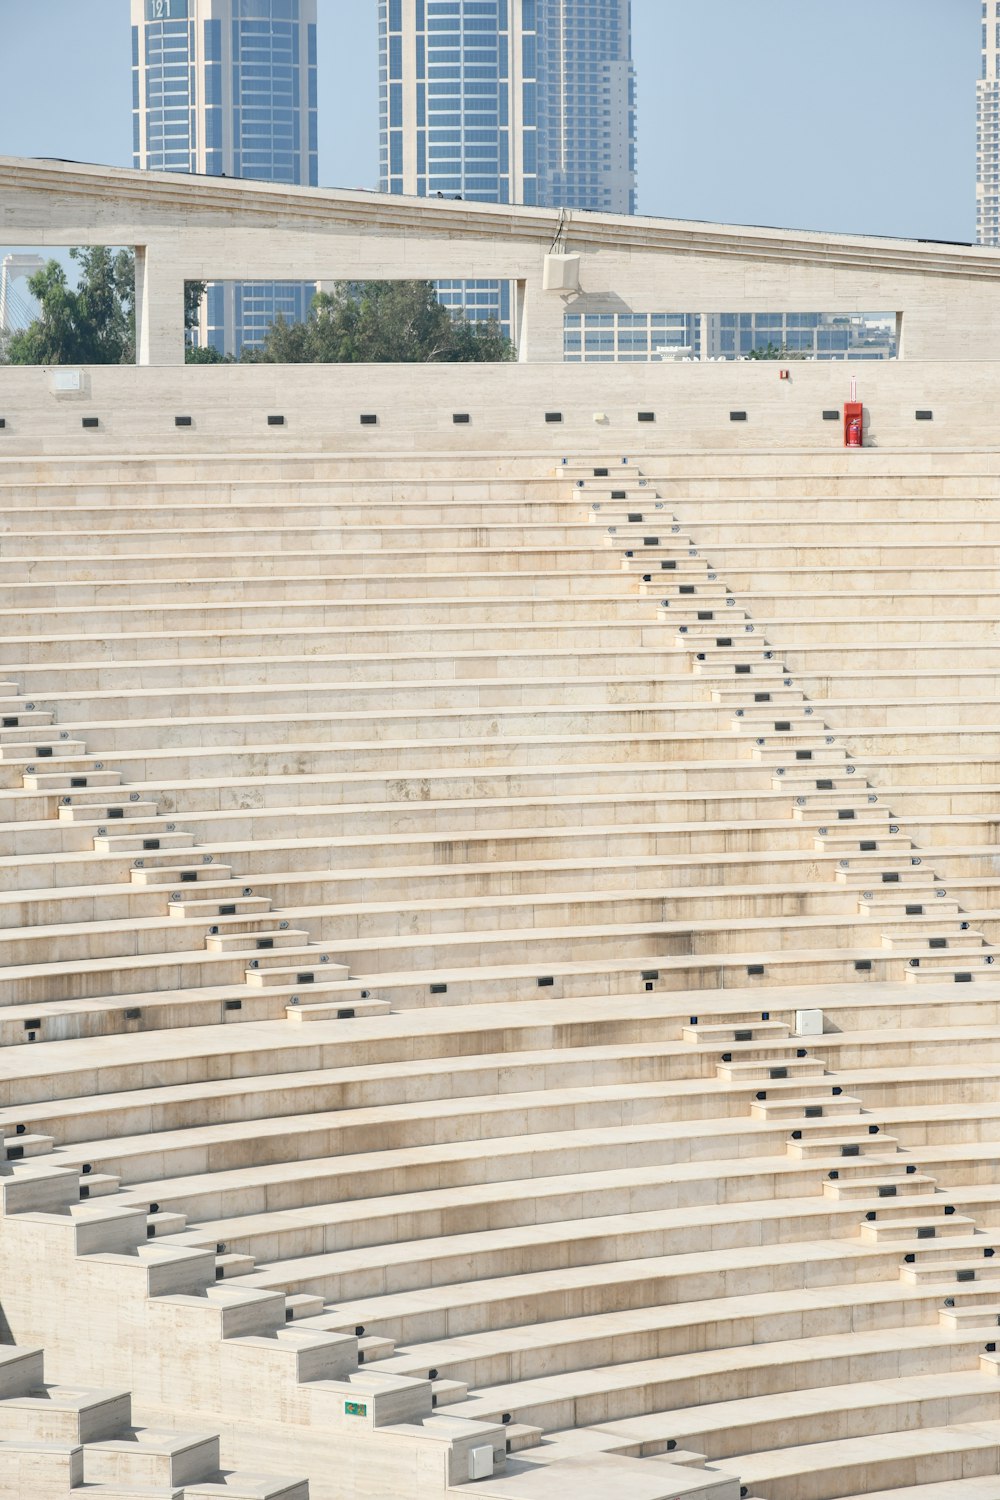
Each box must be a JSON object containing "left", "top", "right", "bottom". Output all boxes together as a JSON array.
[
  {"left": 0, "top": 1, "right": 979, "bottom": 247},
  {"left": 377, "top": 0, "right": 635, "bottom": 330},
  {"left": 378, "top": 1, "right": 635, "bottom": 213}
]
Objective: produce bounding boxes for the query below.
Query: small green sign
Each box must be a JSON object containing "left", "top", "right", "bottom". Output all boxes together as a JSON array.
[{"left": 344, "top": 1401, "right": 368, "bottom": 1418}]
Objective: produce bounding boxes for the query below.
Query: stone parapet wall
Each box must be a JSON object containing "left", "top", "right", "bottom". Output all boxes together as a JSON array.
[{"left": 0, "top": 359, "right": 995, "bottom": 458}]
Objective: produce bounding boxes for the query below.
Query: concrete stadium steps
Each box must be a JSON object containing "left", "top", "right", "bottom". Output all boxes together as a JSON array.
[
  {"left": 5, "top": 450, "right": 1000, "bottom": 1497},
  {"left": 731, "top": 1420, "right": 1000, "bottom": 1500},
  {"left": 0, "top": 1343, "right": 308, "bottom": 1500},
  {"left": 447, "top": 1327, "right": 1000, "bottom": 1433},
  {"left": 837, "top": 1485, "right": 1000, "bottom": 1500},
  {"left": 7, "top": 981, "right": 1000, "bottom": 1105},
  {"left": 0, "top": 938, "right": 980, "bottom": 1024}
]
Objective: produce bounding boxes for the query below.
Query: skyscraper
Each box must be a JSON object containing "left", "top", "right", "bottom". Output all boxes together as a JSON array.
[
  {"left": 979, "top": 1, "right": 1000, "bottom": 245},
  {"left": 378, "top": 0, "right": 636, "bottom": 325},
  {"left": 131, "top": 0, "right": 318, "bottom": 353},
  {"left": 535, "top": 0, "right": 636, "bottom": 215}
]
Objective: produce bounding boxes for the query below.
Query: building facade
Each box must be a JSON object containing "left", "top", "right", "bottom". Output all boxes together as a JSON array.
[
  {"left": 378, "top": 0, "right": 636, "bottom": 326},
  {"left": 131, "top": 0, "right": 318, "bottom": 353},
  {"left": 979, "top": 1, "right": 1000, "bottom": 244},
  {"left": 563, "top": 311, "right": 898, "bottom": 364}
]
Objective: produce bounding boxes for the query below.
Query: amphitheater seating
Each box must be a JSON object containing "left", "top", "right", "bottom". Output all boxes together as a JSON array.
[
  {"left": 0, "top": 1340, "right": 308, "bottom": 1498},
  {"left": 1, "top": 448, "right": 1000, "bottom": 1499}
]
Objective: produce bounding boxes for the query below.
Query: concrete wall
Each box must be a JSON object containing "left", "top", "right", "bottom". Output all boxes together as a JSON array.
[
  {"left": 5, "top": 157, "right": 1000, "bottom": 364},
  {"left": 0, "top": 359, "right": 997, "bottom": 458}
]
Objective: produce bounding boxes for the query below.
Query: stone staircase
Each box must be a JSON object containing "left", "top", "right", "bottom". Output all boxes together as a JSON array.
[
  {"left": 2, "top": 448, "right": 1000, "bottom": 1498},
  {"left": 0, "top": 1341, "right": 308, "bottom": 1498}
]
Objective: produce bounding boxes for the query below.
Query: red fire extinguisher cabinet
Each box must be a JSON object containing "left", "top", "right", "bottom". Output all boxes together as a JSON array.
[{"left": 844, "top": 401, "right": 864, "bottom": 448}]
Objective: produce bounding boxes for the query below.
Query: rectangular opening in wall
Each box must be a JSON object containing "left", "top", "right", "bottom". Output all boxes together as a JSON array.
[
  {"left": 564, "top": 311, "right": 899, "bottom": 363},
  {"left": 1, "top": 245, "right": 137, "bottom": 366},
  {"left": 187, "top": 279, "right": 517, "bottom": 363}
]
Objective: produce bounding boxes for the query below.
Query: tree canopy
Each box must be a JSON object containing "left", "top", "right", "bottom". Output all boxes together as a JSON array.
[
  {"left": 245, "top": 280, "right": 515, "bottom": 364},
  {"left": 5, "top": 248, "right": 136, "bottom": 365},
  {"left": 4, "top": 249, "right": 205, "bottom": 366},
  {"left": 3, "top": 257, "right": 514, "bottom": 365},
  {"left": 746, "top": 341, "right": 810, "bottom": 361}
]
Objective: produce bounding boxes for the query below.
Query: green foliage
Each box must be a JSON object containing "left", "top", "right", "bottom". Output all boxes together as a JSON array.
[
  {"left": 7, "top": 248, "right": 134, "bottom": 365},
  {"left": 5, "top": 262, "right": 513, "bottom": 366},
  {"left": 184, "top": 279, "right": 207, "bottom": 331},
  {"left": 253, "top": 280, "right": 516, "bottom": 364},
  {"left": 6, "top": 249, "right": 206, "bottom": 366},
  {"left": 746, "top": 341, "right": 809, "bottom": 361},
  {"left": 184, "top": 343, "right": 235, "bottom": 364}
]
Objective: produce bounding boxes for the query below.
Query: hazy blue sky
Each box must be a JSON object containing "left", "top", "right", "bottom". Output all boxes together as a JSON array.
[{"left": 0, "top": 0, "right": 982, "bottom": 241}]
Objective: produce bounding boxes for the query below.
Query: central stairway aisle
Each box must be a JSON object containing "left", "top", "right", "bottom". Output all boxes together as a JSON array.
[{"left": 1, "top": 448, "right": 1000, "bottom": 1499}]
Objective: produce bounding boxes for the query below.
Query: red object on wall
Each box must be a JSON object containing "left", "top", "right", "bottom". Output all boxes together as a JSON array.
[{"left": 844, "top": 401, "right": 864, "bottom": 448}]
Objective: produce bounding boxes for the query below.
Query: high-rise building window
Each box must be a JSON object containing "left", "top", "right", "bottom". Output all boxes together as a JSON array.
[
  {"left": 378, "top": 0, "right": 636, "bottom": 331},
  {"left": 131, "top": 0, "right": 318, "bottom": 353}
]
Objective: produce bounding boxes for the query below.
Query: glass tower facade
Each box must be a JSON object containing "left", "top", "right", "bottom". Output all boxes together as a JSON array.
[
  {"left": 378, "top": 0, "right": 636, "bottom": 328},
  {"left": 131, "top": 0, "right": 318, "bottom": 354},
  {"left": 536, "top": 0, "right": 636, "bottom": 215},
  {"left": 979, "top": 0, "right": 1000, "bottom": 244},
  {"left": 563, "top": 312, "right": 898, "bottom": 364}
]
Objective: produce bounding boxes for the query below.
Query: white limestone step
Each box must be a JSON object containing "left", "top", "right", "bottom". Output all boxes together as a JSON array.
[
  {"left": 749, "top": 1095, "right": 862, "bottom": 1122},
  {"left": 901, "top": 1254, "right": 1000, "bottom": 1285},
  {"left": 939, "top": 1302, "right": 1000, "bottom": 1330},
  {"left": 215, "top": 1252, "right": 255, "bottom": 1280},
  {"left": 168, "top": 898, "right": 272, "bottom": 919},
  {"left": 881, "top": 930, "right": 982, "bottom": 951},
  {"left": 0, "top": 1378, "right": 131, "bottom": 1447},
  {"left": 860, "top": 1215, "right": 975, "bottom": 1242},
  {"left": 183, "top": 1474, "right": 309, "bottom": 1500},
  {"left": 734, "top": 1419, "right": 1000, "bottom": 1500},
  {"left": 823, "top": 1174, "right": 938, "bottom": 1201},
  {"left": 204, "top": 931, "right": 311, "bottom": 954},
  {"left": 83, "top": 1427, "right": 220, "bottom": 1488},
  {"left": 285, "top": 999, "right": 391, "bottom": 1022},
  {"left": 59, "top": 803, "right": 160, "bottom": 824},
  {"left": 0, "top": 1438, "right": 85, "bottom": 1498},
  {"left": 453, "top": 1322, "right": 997, "bottom": 1435},
  {"left": 282, "top": 1294, "right": 324, "bottom": 1321},
  {"left": 130, "top": 867, "right": 234, "bottom": 888},
  {"left": 837, "top": 1480, "right": 1000, "bottom": 1500},
  {"left": 146, "top": 1211, "right": 187, "bottom": 1237},
  {"left": 906, "top": 964, "right": 997, "bottom": 985},
  {"left": 787, "top": 1134, "right": 899, "bottom": 1161},
  {"left": 78, "top": 1174, "right": 122, "bottom": 1201},
  {"left": 682, "top": 1022, "right": 790, "bottom": 1045},
  {"left": 356, "top": 1335, "right": 395, "bottom": 1364},
  {"left": 854, "top": 1199, "right": 956, "bottom": 1226},
  {"left": 24, "top": 771, "right": 123, "bottom": 791},
  {"left": 245, "top": 962, "right": 350, "bottom": 990},
  {"left": 93, "top": 833, "right": 195, "bottom": 854},
  {"left": 0, "top": 741, "right": 88, "bottom": 763},
  {"left": 3, "top": 1133, "right": 54, "bottom": 1161}
]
